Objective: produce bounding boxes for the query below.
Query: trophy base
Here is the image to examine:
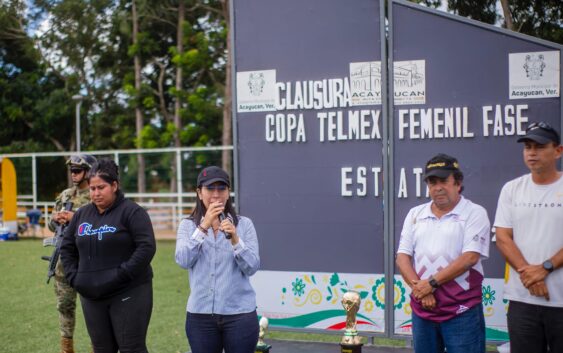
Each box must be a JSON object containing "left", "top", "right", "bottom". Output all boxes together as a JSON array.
[
  {"left": 255, "top": 344, "right": 272, "bottom": 353},
  {"left": 340, "top": 343, "right": 363, "bottom": 353}
]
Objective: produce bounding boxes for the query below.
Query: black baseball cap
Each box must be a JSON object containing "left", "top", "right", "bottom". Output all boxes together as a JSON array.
[
  {"left": 424, "top": 154, "right": 461, "bottom": 180},
  {"left": 197, "top": 166, "right": 230, "bottom": 187},
  {"left": 517, "top": 122, "right": 560, "bottom": 145}
]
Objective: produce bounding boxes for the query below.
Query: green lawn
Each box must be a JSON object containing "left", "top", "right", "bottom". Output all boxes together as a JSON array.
[
  {"left": 1, "top": 239, "right": 504, "bottom": 352},
  {"left": 0, "top": 239, "right": 190, "bottom": 353},
  {"left": 2, "top": 239, "right": 380, "bottom": 353}
]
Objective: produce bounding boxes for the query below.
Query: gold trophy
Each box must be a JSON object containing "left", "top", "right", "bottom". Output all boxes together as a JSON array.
[
  {"left": 255, "top": 316, "right": 272, "bottom": 353},
  {"left": 340, "top": 291, "right": 363, "bottom": 353}
]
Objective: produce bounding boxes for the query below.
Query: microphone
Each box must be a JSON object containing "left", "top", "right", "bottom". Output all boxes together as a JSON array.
[{"left": 218, "top": 212, "right": 232, "bottom": 239}]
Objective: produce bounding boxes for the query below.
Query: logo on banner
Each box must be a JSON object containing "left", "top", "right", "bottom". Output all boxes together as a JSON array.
[
  {"left": 394, "top": 60, "right": 426, "bottom": 105},
  {"left": 509, "top": 51, "right": 560, "bottom": 99},
  {"left": 248, "top": 72, "right": 266, "bottom": 96},
  {"left": 524, "top": 54, "right": 546, "bottom": 80},
  {"left": 350, "top": 61, "right": 382, "bottom": 106},
  {"left": 236, "top": 69, "right": 277, "bottom": 113}
]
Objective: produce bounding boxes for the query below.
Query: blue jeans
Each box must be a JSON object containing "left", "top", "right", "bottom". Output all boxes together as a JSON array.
[
  {"left": 186, "top": 311, "right": 259, "bottom": 353},
  {"left": 412, "top": 304, "right": 485, "bottom": 353}
]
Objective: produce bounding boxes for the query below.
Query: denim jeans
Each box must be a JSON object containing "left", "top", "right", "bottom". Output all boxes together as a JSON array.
[
  {"left": 186, "top": 311, "right": 259, "bottom": 353},
  {"left": 412, "top": 304, "right": 485, "bottom": 353},
  {"left": 507, "top": 300, "right": 563, "bottom": 353}
]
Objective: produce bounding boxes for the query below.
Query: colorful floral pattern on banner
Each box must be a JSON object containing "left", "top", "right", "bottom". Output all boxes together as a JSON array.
[{"left": 254, "top": 271, "right": 509, "bottom": 340}]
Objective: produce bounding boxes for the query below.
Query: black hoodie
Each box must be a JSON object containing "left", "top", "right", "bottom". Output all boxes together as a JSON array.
[{"left": 60, "top": 190, "right": 156, "bottom": 300}]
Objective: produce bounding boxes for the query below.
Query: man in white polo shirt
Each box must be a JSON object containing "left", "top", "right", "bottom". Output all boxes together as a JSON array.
[
  {"left": 494, "top": 121, "right": 563, "bottom": 353},
  {"left": 396, "top": 153, "right": 490, "bottom": 353}
]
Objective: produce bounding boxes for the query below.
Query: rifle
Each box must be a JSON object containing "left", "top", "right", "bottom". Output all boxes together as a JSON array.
[{"left": 41, "top": 201, "right": 74, "bottom": 284}]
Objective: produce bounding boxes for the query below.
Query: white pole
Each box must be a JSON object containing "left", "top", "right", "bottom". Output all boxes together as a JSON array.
[{"left": 72, "top": 95, "right": 84, "bottom": 152}]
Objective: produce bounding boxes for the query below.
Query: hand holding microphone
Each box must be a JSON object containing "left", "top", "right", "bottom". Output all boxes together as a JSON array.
[{"left": 218, "top": 212, "right": 232, "bottom": 239}]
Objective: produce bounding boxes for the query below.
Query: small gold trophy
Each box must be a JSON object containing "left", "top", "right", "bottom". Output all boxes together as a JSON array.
[
  {"left": 255, "top": 316, "right": 272, "bottom": 353},
  {"left": 340, "top": 291, "right": 363, "bottom": 353}
]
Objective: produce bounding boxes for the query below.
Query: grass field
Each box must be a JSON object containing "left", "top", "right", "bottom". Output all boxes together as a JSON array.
[
  {"left": 0, "top": 239, "right": 190, "bottom": 353},
  {"left": 1, "top": 239, "right": 505, "bottom": 352},
  {"left": 2, "top": 239, "right": 405, "bottom": 353}
]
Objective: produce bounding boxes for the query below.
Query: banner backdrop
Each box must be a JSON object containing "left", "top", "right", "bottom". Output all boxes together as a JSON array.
[
  {"left": 233, "top": 0, "right": 562, "bottom": 338},
  {"left": 233, "top": 0, "right": 386, "bottom": 332},
  {"left": 390, "top": 0, "right": 562, "bottom": 339}
]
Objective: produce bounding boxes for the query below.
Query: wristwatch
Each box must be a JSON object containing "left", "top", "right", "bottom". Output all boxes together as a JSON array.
[
  {"left": 543, "top": 260, "right": 554, "bottom": 273},
  {"left": 429, "top": 276, "right": 440, "bottom": 289}
]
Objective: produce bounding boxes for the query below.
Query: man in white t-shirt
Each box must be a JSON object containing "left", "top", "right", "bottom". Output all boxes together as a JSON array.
[
  {"left": 494, "top": 121, "right": 563, "bottom": 353},
  {"left": 397, "top": 154, "right": 490, "bottom": 353}
]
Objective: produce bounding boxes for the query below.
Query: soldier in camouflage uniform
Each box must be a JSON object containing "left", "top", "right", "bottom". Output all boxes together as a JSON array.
[{"left": 47, "top": 154, "right": 96, "bottom": 353}]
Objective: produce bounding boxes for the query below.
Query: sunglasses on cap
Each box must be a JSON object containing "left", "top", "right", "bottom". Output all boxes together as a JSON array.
[
  {"left": 526, "top": 122, "right": 556, "bottom": 133},
  {"left": 203, "top": 184, "right": 228, "bottom": 191},
  {"left": 70, "top": 168, "right": 84, "bottom": 174}
]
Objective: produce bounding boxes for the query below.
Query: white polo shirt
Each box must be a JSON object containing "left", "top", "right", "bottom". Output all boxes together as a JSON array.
[{"left": 398, "top": 196, "right": 491, "bottom": 322}]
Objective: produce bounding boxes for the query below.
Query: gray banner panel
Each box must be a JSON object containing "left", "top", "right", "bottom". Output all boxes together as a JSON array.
[
  {"left": 391, "top": 1, "right": 562, "bottom": 279},
  {"left": 234, "top": 0, "right": 384, "bottom": 273}
]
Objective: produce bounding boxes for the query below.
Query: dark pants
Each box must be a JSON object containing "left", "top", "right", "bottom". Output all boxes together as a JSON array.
[
  {"left": 412, "top": 304, "right": 485, "bottom": 353},
  {"left": 186, "top": 311, "right": 259, "bottom": 353},
  {"left": 507, "top": 300, "right": 563, "bottom": 353},
  {"left": 80, "top": 282, "right": 153, "bottom": 353}
]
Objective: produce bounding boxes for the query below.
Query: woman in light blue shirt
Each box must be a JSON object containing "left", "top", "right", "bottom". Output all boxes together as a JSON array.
[{"left": 175, "top": 166, "right": 260, "bottom": 353}]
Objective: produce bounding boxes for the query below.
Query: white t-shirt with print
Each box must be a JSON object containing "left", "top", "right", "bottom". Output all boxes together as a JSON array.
[{"left": 494, "top": 173, "right": 563, "bottom": 308}]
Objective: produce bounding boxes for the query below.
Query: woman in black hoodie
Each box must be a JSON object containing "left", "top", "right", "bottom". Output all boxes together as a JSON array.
[{"left": 60, "top": 159, "right": 156, "bottom": 353}]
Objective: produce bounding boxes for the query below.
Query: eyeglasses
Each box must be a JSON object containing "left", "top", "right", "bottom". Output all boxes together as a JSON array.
[
  {"left": 203, "top": 185, "right": 228, "bottom": 192},
  {"left": 527, "top": 122, "right": 555, "bottom": 133},
  {"left": 70, "top": 168, "right": 84, "bottom": 174}
]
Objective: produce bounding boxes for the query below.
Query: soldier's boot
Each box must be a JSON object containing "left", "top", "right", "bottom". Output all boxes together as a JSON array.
[{"left": 60, "top": 337, "right": 75, "bottom": 353}]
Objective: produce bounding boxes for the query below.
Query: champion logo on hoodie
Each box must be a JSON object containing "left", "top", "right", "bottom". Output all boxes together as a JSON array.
[{"left": 78, "top": 222, "right": 117, "bottom": 240}]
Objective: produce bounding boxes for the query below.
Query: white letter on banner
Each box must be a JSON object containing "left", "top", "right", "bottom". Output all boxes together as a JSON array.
[
  {"left": 372, "top": 167, "right": 381, "bottom": 197},
  {"left": 318, "top": 112, "right": 327, "bottom": 142},
  {"left": 410, "top": 109, "right": 420, "bottom": 139},
  {"left": 371, "top": 110, "right": 381, "bottom": 139},
  {"left": 516, "top": 105, "right": 528, "bottom": 135},
  {"left": 493, "top": 105, "right": 503, "bottom": 136},
  {"left": 361, "top": 110, "right": 371, "bottom": 140},
  {"left": 420, "top": 108, "right": 432, "bottom": 139},
  {"left": 504, "top": 105, "right": 515, "bottom": 135},
  {"left": 337, "top": 111, "right": 347, "bottom": 140},
  {"left": 296, "top": 114, "right": 306, "bottom": 142},
  {"left": 398, "top": 110, "right": 408, "bottom": 140},
  {"left": 286, "top": 114, "right": 296, "bottom": 142},
  {"left": 482, "top": 105, "right": 493, "bottom": 136},
  {"left": 327, "top": 111, "right": 337, "bottom": 141},
  {"left": 398, "top": 168, "right": 408, "bottom": 198},
  {"left": 462, "top": 107, "right": 474, "bottom": 137},
  {"left": 357, "top": 167, "right": 367, "bottom": 197},
  {"left": 348, "top": 110, "right": 360, "bottom": 140},
  {"left": 434, "top": 108, "right": 444, "bottom": 138},
  {"left": 265, "top": 114, "right": 275, "bottom": 142},
  {"left": 275, "top": 114, "right": 286, "bottom": 142},
  {"left": 413, "top": 168, "right": 423, "bottom": 197},
  {"left": 275, "top": 82, "right": 285, "bottom": 110},
  {"left": 341, "top": 167, "right": 353, "bottom": 197}
]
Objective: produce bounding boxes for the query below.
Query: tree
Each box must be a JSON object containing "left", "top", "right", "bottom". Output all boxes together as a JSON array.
[
  {"left": 0, "top": 0, "right": 73, "bottom": 153},
  {"left": 132, "top": 0, "right": 146, "bottom": 194},
  {"left": 416, "top": 0, "right": 562, "bottom": 44}
]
